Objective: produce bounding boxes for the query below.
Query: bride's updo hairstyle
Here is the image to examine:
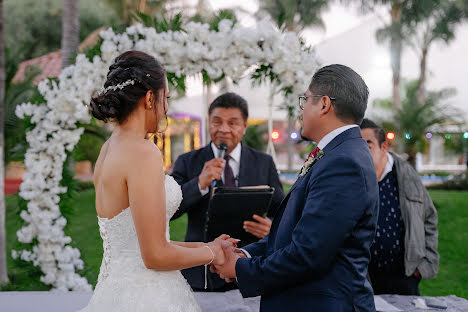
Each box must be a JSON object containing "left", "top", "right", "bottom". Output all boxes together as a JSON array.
[{"left": 90, "top": 51, "right": 166, "bottom": 124}]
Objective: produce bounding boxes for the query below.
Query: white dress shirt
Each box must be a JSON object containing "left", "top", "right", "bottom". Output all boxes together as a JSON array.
[
  {"left": 379, "top": 152, "right": 394, "bottom": 182},
  {"left": 199, "top": 142, "right": 242, "bottom": 195}
]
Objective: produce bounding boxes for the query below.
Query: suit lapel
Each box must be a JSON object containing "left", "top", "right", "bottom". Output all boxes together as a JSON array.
[
  {"left": 203, "top": 142, "right": 215, "bottom": 160},
  {"left": 270, "top": 175, "right": 304, "bottom": 228},
  {"left": 237, "top": 144, "right": 249, "bottom": 187}
]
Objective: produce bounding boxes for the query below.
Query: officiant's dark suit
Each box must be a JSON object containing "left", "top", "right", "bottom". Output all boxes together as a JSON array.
[{"left": 171, "top": 92, "right": 284, "bottom": 291}]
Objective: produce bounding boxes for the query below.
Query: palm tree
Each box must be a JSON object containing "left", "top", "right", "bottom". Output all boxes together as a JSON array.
[
  {"left": 409, "top": 0, "right": 468, "bottom": 104},
  {"left": 61, "top": 0, "right": 80, "bottom": 68},
  {"left": 394, "top": 80, "right": 460, "bottom": 167},
  {"left": 259, "top": 0, "right": 328, "bottom": 32},
  {"left": 104, "top": 0, "right": 170, "bottom": 24},
  {"left": 0, "top": 0, "right": 9, "bottom": 285},
  {"left": 258, "top": 0, "right": 329, "bottom": 171}
]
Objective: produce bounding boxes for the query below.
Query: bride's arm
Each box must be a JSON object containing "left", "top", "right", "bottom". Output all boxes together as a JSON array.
[
  {"left": 171, "top": 242, "right": 205, "bottom": 248},
  {"left": 128, "top": 142, "right": 226, "bottom": 271},
  {"left": 172, "top": 238, "right": 239, "bottom": 249}
]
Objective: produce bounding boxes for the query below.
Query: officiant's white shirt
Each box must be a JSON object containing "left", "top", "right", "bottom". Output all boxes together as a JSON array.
[
  {"left": 198, "top": 142, "right": 241, "bottom": 195},
  {"left": 241, "top": 124, "right": 359, "bottom": 259}
]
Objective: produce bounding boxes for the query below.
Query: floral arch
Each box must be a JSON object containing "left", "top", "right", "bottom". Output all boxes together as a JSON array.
[{"left": 13, "top": 18, "right": 318, "bottom": 291}]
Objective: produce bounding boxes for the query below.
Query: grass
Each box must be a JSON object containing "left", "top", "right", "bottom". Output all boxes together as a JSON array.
[
  {"left": 419, "top": 191, "right": 468, "bottom": 298},
  {"left": 2, "top": 189, "right": 467, "bottom": 299}
]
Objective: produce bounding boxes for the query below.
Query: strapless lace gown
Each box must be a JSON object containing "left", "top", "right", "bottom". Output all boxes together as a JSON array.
[{"left": 79, "top": 176, "right": 201, "bottom": 312}]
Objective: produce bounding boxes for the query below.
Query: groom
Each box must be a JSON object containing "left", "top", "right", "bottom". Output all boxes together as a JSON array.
[{"left": 213, "top": 64, "right": 379, "bottom": 312}]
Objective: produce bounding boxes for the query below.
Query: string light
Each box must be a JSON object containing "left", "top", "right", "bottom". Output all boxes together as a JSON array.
[{"left": 272, "top": 130, "right": 280, "bottom": 141}]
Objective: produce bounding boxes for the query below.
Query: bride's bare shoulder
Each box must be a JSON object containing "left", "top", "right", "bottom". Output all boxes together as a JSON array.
[{"left": 128, "top": 139, "right": 162, "bottom": 162}]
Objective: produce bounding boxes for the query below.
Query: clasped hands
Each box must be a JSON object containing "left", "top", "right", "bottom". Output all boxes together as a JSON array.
[{"left": 207, "top": 234, "right": 247, "bottom": 282}]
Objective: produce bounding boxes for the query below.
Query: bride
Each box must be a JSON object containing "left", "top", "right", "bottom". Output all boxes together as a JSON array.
[{"left": 79, "top": 51, "right": 233, "bottom": 311}]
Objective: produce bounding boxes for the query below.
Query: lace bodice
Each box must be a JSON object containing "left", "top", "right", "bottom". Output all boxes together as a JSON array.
[
  {"left": 96, "top": 175, "right": 183, "bottom": 283},
  {"left": 80, "top": 175, "right": 200, "bottom": 312}
]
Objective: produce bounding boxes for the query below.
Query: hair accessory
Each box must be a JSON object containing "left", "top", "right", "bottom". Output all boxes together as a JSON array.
[{"left": 97, "top": 79, "right": 135, "bottom": 96}]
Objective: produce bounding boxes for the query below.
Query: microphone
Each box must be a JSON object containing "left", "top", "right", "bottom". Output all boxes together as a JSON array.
[
  {"left": 211, "top": 142, "right": 228, "bottom": 187},
  {"left": 217, "top": 142, "right": 228, "bottom": 159}
]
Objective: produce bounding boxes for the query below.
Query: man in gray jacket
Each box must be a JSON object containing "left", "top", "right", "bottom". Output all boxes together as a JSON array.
[{"left": 360, "top": 118, "right": 439, "bottom": 295}]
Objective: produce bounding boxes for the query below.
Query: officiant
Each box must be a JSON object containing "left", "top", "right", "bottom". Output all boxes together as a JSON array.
[{"left": 171, "top": 92, "right": 285, "bottom": 292}]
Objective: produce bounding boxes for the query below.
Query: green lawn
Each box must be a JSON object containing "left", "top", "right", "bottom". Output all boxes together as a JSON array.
[{"left": 2, "top": 189, "right": 467, "bottom": 299}]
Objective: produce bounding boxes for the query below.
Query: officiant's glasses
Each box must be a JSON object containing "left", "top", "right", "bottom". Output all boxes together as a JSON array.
[{"left": 299, "top": 94, "right": 336, "bottom": 110}]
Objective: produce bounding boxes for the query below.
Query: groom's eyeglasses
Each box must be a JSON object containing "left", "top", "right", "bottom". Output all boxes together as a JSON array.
[{"left": 299, "top": 94, "right": 336, "bottom": 110}]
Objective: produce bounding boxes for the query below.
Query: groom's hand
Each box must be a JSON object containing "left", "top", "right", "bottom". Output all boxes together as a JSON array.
[
  {"left": 213, "top": 243, "right": 240, "bottom": 281},
  {"left": 244, "top": 214, "right": 271, "bottom": 238}
]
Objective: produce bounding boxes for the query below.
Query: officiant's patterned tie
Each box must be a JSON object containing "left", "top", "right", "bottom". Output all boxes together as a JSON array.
[{"left": 224, "top": 155, "right": 236, "bottom": 187}]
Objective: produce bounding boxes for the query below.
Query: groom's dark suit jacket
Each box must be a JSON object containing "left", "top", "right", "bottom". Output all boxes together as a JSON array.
[
  {"left": 171, "top": 143, "right": 285, "bottom": 291},
  {"left": 236, "top": 127, "right": 379, "bottom": 312}
]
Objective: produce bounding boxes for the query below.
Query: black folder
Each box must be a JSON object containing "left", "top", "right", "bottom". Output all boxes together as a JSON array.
[{"left": 204, "top": 186, "right": 275, "bottom": 247}]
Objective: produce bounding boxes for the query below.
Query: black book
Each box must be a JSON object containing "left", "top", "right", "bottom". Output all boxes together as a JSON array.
[{"left": 204, "top": 186, "right": 275, "bottom": 247}]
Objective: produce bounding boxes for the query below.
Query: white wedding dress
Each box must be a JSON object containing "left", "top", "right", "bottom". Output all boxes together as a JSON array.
[{"left": 79, "top": 175, "right": 201, "bottom": 312}]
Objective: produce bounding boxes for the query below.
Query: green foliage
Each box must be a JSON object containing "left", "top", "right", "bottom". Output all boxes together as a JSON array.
[
  {"left": 372, "top": 80, "right": 461, "bottom": 165},
  {"left": 208, "top": 9, "right": 238, "bottom": 31},
  {"left": 83, "top": 39, "right": 104, "bottom": 61},
  {"left": 4, "top": 0, "right": 117, "bottom": 63},
  {"left": 444, "top": 132, "right": 468, "bottom": 155},
  {"left": 251, "top": 64, "right": 280, "bottom": 86},
  {"left": 243, "top": 124, "right": 268, "bottom": 152},
  {"left": 395, "top": 81, "right": 459, "bottom": 154},
  {"left": 189, "top": 8, "right": 237, "bottom": 31},
  {"left": 104, "top": 0, "right": 170, "bottom": 25},
  {"left": 73, "top": 121, "right": 110, "bottom": 166},
  {"left": 259, "top": 0, "right": 329, "bottom": 31},
  {"left": 4, "top": 48, "right": 42, "bottom": 164},
  {"left": 134, "top": 12, "right": 184, "bottom": 32}
]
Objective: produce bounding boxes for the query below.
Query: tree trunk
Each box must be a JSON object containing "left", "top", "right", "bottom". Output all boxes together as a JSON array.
[
  {"left": 0, "top": 0, "right": 9, "bottom": 285},
  {"left": 390, "top": 3, "right": 402, "bottom": 111},
  {"left": 406, "top": 144, "right": 417, "bottom": 168},
  {"left": 287, "top": 115, "right": 294, "bottom": 171},
  {"left": 417, "top": 42, "right": 430, "bottom": 105},
  {"left": 139, "top": 0, "right": 146, "bottom": 13},
  {"left": 61, "top": 0, "right": 80, "bottom": 69}
]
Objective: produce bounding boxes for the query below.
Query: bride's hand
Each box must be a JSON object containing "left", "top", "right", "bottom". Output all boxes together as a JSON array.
[
  {"left": 207, "top": 240, "right": 225, "bottom": 266},
  {"left": 207, "top": 234, "right": 239, "bottom": 266},
  {"left": 214, "top": 234, "right": 240, "bottom": 248}
]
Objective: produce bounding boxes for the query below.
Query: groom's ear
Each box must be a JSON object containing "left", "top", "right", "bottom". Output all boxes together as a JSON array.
[{"left": 319, "top": 96, "right": 333, "bottom": 118}]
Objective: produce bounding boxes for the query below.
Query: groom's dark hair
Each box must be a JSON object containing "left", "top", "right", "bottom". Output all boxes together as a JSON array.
[{"left": 309, "top": 64, "right": 368, "bottom": 124}]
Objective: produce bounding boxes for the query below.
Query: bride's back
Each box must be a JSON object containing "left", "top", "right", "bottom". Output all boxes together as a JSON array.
[{"left": 94, "top": 135, "right": 141, "bottom": 219}]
